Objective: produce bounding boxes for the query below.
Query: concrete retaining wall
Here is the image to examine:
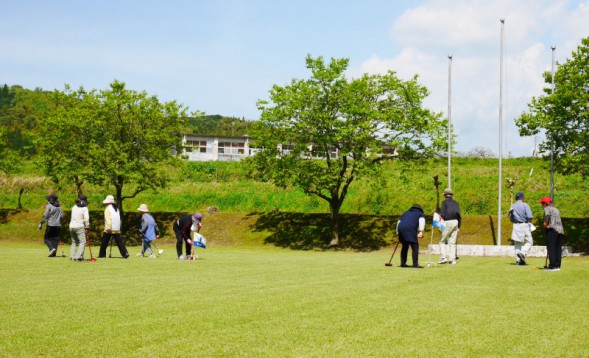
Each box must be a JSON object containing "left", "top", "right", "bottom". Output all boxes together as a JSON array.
[{"left": 427, "top": 244, "right": 576, "bottom": 257}]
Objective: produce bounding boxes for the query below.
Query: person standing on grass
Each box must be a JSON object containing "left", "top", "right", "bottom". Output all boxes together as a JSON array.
[
  {"left": 98, "top": 195, "right": 129, "bottom": 259},
  {"left": 508, "top": 192, "right": 533, "bottom": 266},
  {"left": 38, "top": 193, "right": 63, "bottom": 257},
  {"left": 539, "top": 196, "right": 564, "bottom": 271},
  {"left": 173, "top": 212, "right": 202, "bottom": 260},
  {"left": 69, "top": 195, "right": 90, "bottom": 261},
  {"left": 438, "top": 188, "right": 461, "bottom": 265},
  {"left": 136, "top": 204, "right": 160, "bottom": 258},
  {"left": 396, "top": 204, "right": 426, "bottom": 268}
]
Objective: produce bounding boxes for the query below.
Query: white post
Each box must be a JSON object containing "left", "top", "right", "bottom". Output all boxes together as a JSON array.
[
  {"left": 447, "top": 55, "right": 453, "bottom": 189},
  {"left": 550, "top": 46, "right": 556, "bottom": 204},
  {"left": 497, "top": 19, "right": 505, "bottom": 247}
]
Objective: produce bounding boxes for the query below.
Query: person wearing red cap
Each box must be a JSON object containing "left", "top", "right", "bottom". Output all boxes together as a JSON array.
[{"left": 539, "top": 196, "right": 564, "bottom": 271}]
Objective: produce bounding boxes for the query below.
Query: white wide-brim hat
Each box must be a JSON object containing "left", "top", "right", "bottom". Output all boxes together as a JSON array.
[
  {"left": 137, "top": 204, "right": 149, "bottom": 212},
  {"left": 102, "top": 195, "right": 115, "bottom": 204}
]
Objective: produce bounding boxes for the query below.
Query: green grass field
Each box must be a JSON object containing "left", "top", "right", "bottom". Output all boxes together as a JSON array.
[{"left": 1, "top": 243, "right": 588, "bottom": 357}]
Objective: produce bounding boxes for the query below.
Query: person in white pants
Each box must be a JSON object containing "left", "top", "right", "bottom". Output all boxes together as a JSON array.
[
  {"left": 438, "top": 188, "right": 461, "bottom": 265},
  {"left": 69, "top": 195, "right": 90, "bottom": 261},
  {"left": 509, "top": 192, "right": 533, "bottom": 265}
]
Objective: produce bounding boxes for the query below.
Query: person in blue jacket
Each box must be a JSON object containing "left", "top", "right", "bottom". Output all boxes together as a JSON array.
[
  {"left": 136, "top": 204, "right": 160, "bottom": 258},
  {"left": 396, "top": 204, "right": 426, "bottom": 268}
]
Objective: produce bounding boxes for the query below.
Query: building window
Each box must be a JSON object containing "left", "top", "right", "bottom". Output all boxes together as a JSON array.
[
  {"left": 185, "top": 140, "right": 209, "bottom": 153},
  {"left": 281, "top": 144, "right": 295, "bottom": 155},
  {"left": 219, "top": 141, "right": 245, "bottom": 155}
]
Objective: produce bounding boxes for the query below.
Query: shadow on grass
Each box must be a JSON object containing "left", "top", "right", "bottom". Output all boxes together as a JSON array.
[
  {"left": 248, "top": 212, "right": 398, "bottom": 251},
  {"left": 0, "top": 209, "right": 27, "bottom": 224}
]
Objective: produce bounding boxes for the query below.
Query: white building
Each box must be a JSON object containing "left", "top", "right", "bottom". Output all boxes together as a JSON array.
[
  {"left": 181, "top": 133, "right": 395, "bottom": 162},
  {"left": 181, "top": 134, "right": 256, "bottom": 161}
]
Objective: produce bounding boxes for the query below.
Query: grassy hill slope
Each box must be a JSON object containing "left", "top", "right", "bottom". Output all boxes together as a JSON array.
[{"left": 1, "top": 157, "right": 588, "bottom": 252}]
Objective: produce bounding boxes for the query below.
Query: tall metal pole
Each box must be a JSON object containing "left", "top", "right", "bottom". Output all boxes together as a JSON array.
[
  {"left": 447, "top": 55, "right": 453, "bottom": 189},
  {"left": 550, "top": 46, "right": 556, "bottom": 203},
  {"left": 497, "top": 19, "right": 505, "bottom": 247}
]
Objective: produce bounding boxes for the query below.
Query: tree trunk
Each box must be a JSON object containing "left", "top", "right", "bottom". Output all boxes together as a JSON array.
[
  {"left": 17, "top": 188, "right": 24, "bottom": 210},
  {"left": 329, "top": 200, "right": 340, "bottom": 246},
  {"left": 115, "top": 184, "right": 126, "bottom": 233},
  {"left": 73, "top": 175, "right": 84, "bottom": 197}
]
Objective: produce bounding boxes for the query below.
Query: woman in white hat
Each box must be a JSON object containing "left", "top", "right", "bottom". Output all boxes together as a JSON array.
[
  {"left": 98, "top": 195, "right": 129, "bottom": 258},
  {"left": 136, "top": 204, "right": 160, "bottom": 258}
]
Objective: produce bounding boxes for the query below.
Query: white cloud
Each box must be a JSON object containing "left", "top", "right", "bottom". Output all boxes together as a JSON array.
[{"left": 356, "top": 0, "right": 589, "bottom": 156}]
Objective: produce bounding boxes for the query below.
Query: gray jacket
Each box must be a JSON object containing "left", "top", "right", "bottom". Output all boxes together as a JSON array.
[{"left": 41, "top": 203, "right": 63, "bottom": 227}]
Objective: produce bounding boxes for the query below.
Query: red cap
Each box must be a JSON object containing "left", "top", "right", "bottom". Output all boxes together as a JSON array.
[{"left": 539, "top": 196, "right": 552, "bottom": 205}]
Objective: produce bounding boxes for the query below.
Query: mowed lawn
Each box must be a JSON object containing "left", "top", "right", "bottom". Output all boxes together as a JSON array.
[{"left": 1, "top": 244, "right": 589, "bottom": 357}]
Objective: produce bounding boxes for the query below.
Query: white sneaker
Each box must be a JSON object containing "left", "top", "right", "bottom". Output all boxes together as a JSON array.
[
  {"left": 149, "top": 254, "right": 157, "bottom": 259},
  {"left": 449, "top": 260, "right": 457, "bottom": 265},
  {"left": 178, "top": 255, "right": 185, "bottom": 260},
  {"left": 136, "top": 253, "right": 144, "bottom": 257},
  {"left": 438, "top": 258, "right": 448, "bottom": 264}
]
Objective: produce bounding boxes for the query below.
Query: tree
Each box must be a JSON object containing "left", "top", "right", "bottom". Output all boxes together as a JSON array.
[
  {"left": 516, "top": 37, "right": 589, "bottom": 178},
  {"left": 248, "top": 55, "right": 447, "bottom": 245},
  {"left": 465, "top": 146, "right": 496, "bottom": 158},
  {"left": 0, "top": 85, "right": 54, "bottom": 156},
  {"left": 0, "top": 127, "right": 19, "bottom": 175},
  {"left": 36, "top": 80, "right": 191, "bottom": 221}
]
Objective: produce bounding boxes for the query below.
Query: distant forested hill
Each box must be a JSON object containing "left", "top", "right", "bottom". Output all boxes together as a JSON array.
[
  {"left": 187, "top": 114, "right": 258, "bottom": 136},
  {"left": 0, "top": 84, "right": 258, "bottom": 158}
]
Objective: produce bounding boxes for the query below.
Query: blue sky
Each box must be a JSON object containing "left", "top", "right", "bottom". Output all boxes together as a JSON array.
[{"left": 1, "top": 0, "right": 588, "bottom": 156}]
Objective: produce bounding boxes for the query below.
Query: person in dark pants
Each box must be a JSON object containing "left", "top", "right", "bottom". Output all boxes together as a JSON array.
[
  {"left": 396, "top": 204, "right": 426, "bottom": 268},
  {"left": 539, "top": 196, "right": 564, "bottom": 271},
  {"left": 173, "top": 212, "right": 202, "bottom": 260},
  {"left": 38, "top": 194, "right": 64, "bottom": 257},
  {"left": 98, "top": 195, "right": 129, "bottom": 259}
]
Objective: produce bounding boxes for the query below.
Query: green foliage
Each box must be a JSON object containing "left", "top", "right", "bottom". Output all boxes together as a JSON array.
[
  {"left": 249, "top": 55, "right": 446, "bottom": 243},
  {"left": 0, "top": 128, "right": 19, "bottom": 175},
  {"left": 516, "top": 36, "right": 589, "bottom": 178},
  {"left": 0, "top": 84, "right": 54, "bottom": 157},
  {"left": 187, "top": 114, "right": 256, "bottom": 136},
  {"left": 179, "top": 161, "right": 246, "bottom": 182},
  {"left": 34, "top": 81, "right": 192, "bottom": 217}
]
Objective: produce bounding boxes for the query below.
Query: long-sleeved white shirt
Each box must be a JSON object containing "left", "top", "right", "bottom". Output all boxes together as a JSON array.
[{"left": 69, "top": 205, "right": 89, "bottom": 229}]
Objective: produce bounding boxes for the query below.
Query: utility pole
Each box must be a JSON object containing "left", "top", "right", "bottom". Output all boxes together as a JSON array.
[
  {"left": 497, "top": 19, "right": 505, "bottom": 247},
  {"left": 550, "top": 46, "right": 556, "bottom": 203},
  {"left": 447, "top": 55, "right": 453, "bottom": 189}
]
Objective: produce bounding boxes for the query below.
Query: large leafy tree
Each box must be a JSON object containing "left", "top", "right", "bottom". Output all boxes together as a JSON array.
[
  {"left": 0, "top": 85, "right": 54, "bottom": 156},
  {"left": 516, "top": 37, "right": 589, "bottom": 178},
  {"left": 249, "top": 55, "right": 446, "bottom": 245},
  {"left": 37, "top": 80, "right": 190, "bottom": 220},
  {"left": 0, "top": 127, "right": 19, "bottom": 175}
]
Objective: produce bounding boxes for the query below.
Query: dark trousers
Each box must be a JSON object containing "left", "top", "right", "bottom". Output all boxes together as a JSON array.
[
  {"left": 546, "top": 229, "right": 563, "bottom": 268},
  {"left": 43, "top": 226, "right": 61, "bottom": 252},
  {"left": 174, "top": 228, "right": 192, "bottom": 257},
  {"left": 99, "top": 232, "right": 128, "bottom": 258},
  {"left": 400, "top": 240, "right": 419, "bottom": 266}
]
